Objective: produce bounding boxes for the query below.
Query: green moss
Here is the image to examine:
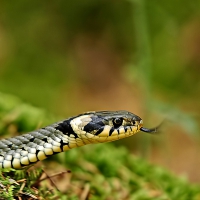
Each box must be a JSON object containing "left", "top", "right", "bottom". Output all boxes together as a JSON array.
[{"left": 0, "top": 92, "right": 200, "bottom": 199}]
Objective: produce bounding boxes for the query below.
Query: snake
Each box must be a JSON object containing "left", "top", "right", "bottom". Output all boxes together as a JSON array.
[{"left": 0, "top": 110, "right": 158, "bottom": 169}]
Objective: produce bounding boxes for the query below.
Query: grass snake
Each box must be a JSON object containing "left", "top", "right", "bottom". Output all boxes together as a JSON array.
[{"left": 0, "top": 111, "right": 158, "bottom": 169}]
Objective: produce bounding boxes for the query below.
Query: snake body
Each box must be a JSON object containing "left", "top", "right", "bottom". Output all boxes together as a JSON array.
[{"left": 0, "top": 111, "right": 156, "bottom": 169}]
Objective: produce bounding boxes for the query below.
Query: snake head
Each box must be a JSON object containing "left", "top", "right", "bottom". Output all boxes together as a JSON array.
[{"left": 70, "top": 111, "right": 143, "bottom": 143}]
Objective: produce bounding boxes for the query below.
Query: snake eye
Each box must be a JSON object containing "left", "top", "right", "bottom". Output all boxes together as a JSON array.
[{"left": 113, "top": 118, "right": 123, "bottom": 127}]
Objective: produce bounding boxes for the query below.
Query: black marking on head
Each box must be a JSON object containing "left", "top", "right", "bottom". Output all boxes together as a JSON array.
[
  {"left": 84, "top": 116, "right": 104, "bottom": 133},
  {"left": 109, "top": 127, "right": 115, "bottom": 136},
  {"left": 94, "top": 127, "right": 104, "bottom": 135},
  {"left": 124, "top": 126, "right": 128, "bottom": 132},
  {"left": 84, "top": 122, "right": 102, "bottom": 133},
  {"left": 56, "top": 118, "right": 78, "bottom": 138}
]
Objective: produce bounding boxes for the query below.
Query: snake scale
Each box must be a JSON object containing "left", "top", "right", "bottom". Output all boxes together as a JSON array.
[{"left": 0, "top": 111, "right": 158, "bottom": 169}]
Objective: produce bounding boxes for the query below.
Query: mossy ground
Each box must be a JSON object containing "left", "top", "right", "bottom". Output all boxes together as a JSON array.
[{"left": 0, "top": 93, "right": 200, "bottom": 200}]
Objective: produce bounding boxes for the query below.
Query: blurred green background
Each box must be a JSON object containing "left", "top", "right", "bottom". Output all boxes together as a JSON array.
[{"left": 0, "top": 0, "right": 200, "bottom": 182}]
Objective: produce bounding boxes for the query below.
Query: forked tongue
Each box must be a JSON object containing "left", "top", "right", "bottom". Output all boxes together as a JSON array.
[{"left": 140, "top": 126, "right": 159, "bottom": 134}]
